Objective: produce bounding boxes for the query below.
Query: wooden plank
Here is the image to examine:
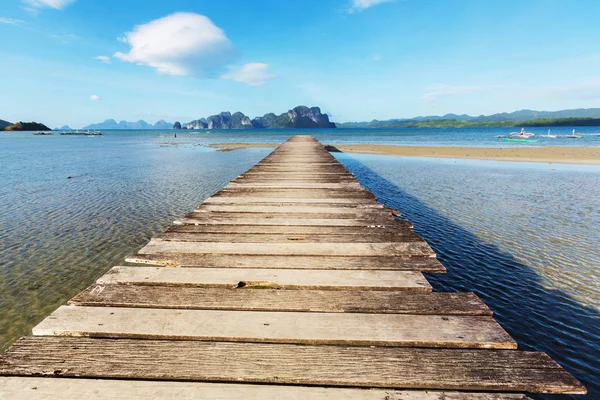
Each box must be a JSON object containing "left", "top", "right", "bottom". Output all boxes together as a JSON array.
[
  {"left": 0, "top": 378, "right": 529, "bottom": 400},
  {"left": 125, "top": 254, "right": 446, "bottom": 272},
  {"left": 194, "top": 205, "right": 390, "bottom": 213},
  {"left": 233, "top": 177, "right": 357, "bottom": 183},
  {"left": 32, "top": 306, "right": 515, "bottom": 349},
  {"left": 204, "top": 196, "right": 381, "bottom": 204},
  {"left": 179, "top": 217, "right": 399, "bottom": 226},
  {"left": 241, "top": 172, "right": 355, "bottom": 176},
  {"left": 0, "top": 337, "right": 585, "bottom": 394},
  {"left": 165, "top": 224, "right": 413, "bottom": 235},
  {"left": 187, "top": 211, "right": 396, "bottom": 220},
  {"left": 138, "top": 240, "right": 435, "bottom": 257},
  {"left": 69, "top": 285, "right": 492, "bottom": 315},
  {"left": 226, "top": 183, "right": 362, "bottom": 189},
  {"left": 96, "top": 267, "right": 432, "bottom": 291},
  {"left": 214, "top": 189, "right": 376, "bottom": 199},
  {"left": 156, "top": 232, "right": 423, "bottom": 243}
]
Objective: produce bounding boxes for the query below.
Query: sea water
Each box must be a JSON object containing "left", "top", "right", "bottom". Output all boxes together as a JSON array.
[{"left": 0, "top": 129, "right": 598, "bottom": 399}]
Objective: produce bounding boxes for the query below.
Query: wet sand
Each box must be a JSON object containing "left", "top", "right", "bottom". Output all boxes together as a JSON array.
[{"left": 209, "top": 143, "right": 600, "bottom": 165}]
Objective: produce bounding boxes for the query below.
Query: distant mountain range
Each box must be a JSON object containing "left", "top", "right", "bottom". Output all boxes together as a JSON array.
[
  {"left": 83, "top": 119, "right": 172, "bottom": 130},
  {"left": 49, "top": 107, "right": 600, "bottom": 131},
  {"left": 336, "top": 108, "right": 600, "bottom": 128}
]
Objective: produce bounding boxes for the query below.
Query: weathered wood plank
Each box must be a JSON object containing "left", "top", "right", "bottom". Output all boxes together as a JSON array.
[
  {"left": 194, "top": 205, "right": 391, "bottom": 213},
  {"left": 97, "top": 266, "right": 432, "bottom": 291},
  {"left": 32, "top": 306, "right": 515, "bottom": 349},
  {"left": 187, "top": 210, "right": 396, "bottom": 219},
  {"left": 69, "top": 285, "right": 492, "bottom": 315},
  {"left": 0, "top": 337, "right": 585, "bottom": 394},
  {"left": 156, "top": 232, "right": 423, "bottom": 243},
  {"left": 165, "top": 223, "right": 413, "bottom": 235},
  {"left": 125, "top": 254, "right": 446, "bottom": 272},
  {"left": 179, "top": 216, "right": 397, "bottom": 226},
  {"left": 138, "top": 240, "right": 435, "bottom": 257},
  {"left": 227, "top": 183, "right": 362, "bottom": 189},
  {"left": 0, "top": 378, "right": 529, "bottom": 400},
  {"left": 234, "top": 177, "right": 357, "bottom": 183},
  {"left": 214, "top": 189, "right": 376, "bottom": 199},
  {"left": 241, "top": 172, "right": 355, "bottom": 177},
  {"left": 204, "top": 196, "right": 381, "bottom": 205}
]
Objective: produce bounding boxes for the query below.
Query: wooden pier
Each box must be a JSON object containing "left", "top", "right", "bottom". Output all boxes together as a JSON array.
[{"left": 0, "top": 136, "right": 585, "bottom": 398}]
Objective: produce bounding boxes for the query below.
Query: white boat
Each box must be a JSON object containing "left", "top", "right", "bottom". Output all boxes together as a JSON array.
[
  {"left": 540, "top": 129, "right": 557, "bottom": 139},
  {"left": 509, "top": 128, "right": 535, "bottom": 139},
  {"left": 566, "top": 129, "right": 582, "bottom": 139}
]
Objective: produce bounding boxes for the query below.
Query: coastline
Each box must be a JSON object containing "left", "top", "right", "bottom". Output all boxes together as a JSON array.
[{"left": 208, "top": 143, "right": 600, "bottom": 165}]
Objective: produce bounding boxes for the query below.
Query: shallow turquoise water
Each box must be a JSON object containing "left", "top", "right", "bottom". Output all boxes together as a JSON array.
[{"left": 0, "top": 129, "right": 598, "bottom": 398}]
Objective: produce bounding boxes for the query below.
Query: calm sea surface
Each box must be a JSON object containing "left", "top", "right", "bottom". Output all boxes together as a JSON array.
[{"left": 0, "top": 129, "right": 598, "bottom": 399}]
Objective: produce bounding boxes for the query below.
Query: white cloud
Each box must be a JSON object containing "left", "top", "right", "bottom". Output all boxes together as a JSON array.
[
  {"left": 113, "top": 12, "right": 235, "bottom": 76},
  {"left": 350, "top": 0, "right": 393, "bottom": 12},
  {"left": 422, "top": 84, "right": 504, "bottom": 106},
  {"left": 0, "top": 17, "right": 24, "bottom": 25},
  {"left": 221, "top": 63, "right": 275, "bottom": 86},
  {"left": 95, "top": 55, "right": 111, "bottom": 64},
  {"left": 23, "top": 0, "right": 75, "bottom": 9},
  {"left": 371, "top": 54, "right": 382, "bottom": 61},
  {"left": 90, "top": 95, "right": 100, "bottom": 101}
]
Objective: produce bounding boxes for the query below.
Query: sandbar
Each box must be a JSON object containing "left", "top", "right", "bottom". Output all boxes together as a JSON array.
[{"left": 209, "top": 143, "right": 600, "bottom": 165}]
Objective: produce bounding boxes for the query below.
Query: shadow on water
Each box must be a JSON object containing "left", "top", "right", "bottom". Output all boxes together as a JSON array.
[{"left": 332, "top": 149, "right": 598, "bottom": 400}]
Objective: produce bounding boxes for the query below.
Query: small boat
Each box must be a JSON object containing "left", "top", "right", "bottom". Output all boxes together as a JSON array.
[
  {"left": 540, "top": 129, "right": 557, "bottom": 139},
  {"left": 565, "top": 129, "right": 582, "bottom": 139},
  {"left": 509, "top": 128, "right": 535, "bottom": 139},
  {"left": 83, "top": 130, "right": 103, "bottom": 136},
  {"left": 33, "top": 131, "right": 52, "bottom": 135}
]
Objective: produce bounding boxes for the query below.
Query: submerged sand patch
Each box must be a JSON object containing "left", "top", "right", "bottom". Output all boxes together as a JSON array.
[{"left": 209, "top": 143, "right": 600, "bottom": 165}]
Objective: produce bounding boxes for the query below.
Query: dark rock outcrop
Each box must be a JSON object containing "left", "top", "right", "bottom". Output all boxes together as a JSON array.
[
  {"left": 4, "top": 121, "right": 51, "bottom": 131},
  {"left": 173, "top": 122, "right": 182, "bottom": 129},
  {"left": 186, "top": 118, "right": 207, "bottom": 130}
]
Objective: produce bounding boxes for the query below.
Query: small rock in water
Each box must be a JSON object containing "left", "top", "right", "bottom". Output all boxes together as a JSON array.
[{"left": 67, "top": 176, "right": 72, "bottom": 179}]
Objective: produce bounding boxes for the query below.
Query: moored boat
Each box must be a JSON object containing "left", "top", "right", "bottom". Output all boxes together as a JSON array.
[
  {"left": 540, "top": 129, "right": 557, "bottom": 139},
  {"left": 508, "top": 128, "right": 535, "bottom": 139},
  {"left": 565, "top": 129, "right": 582, "bottom": 139}
]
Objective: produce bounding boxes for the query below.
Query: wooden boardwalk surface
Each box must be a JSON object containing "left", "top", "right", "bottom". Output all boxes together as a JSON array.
[{"left": 0, "top": 135, "right": 585, "bottom": 399}]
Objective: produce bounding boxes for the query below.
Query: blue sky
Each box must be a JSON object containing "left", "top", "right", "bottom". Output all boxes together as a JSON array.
[{"left": 2, "top": 0, "right": 600, "bottom": 127}]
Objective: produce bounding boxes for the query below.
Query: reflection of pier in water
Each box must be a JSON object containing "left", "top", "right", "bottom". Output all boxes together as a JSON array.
[{"left": 0, "top": 136, "right": 585, "bottom": 398}]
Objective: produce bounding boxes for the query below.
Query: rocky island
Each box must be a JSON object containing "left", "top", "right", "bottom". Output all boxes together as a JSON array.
[
  {"left": 1, "top": 121, "right": 51, "bottom": 131},
  {"left": 175, "top": 106, "right": 335, "bottom": 130}
]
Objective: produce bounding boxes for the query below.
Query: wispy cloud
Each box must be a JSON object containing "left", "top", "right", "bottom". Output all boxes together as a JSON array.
[
  {"left": 114, "top": 12, "right": 235, "bottom": 76},
  {"left": 422, "top": 83, "right": 504, "bottom": 105},
  {"left": 23, "top": 0, "right": 75, "bottom": 9},
  {"left": 0, "top": 17, "right": 25, "bottom": 25},
  {"left": 95, "top": 55, "right": 111, "bottom": 64},
  {"left": 371, "top": 54, "right": 382, "bottom": 61},
  {"left": 221, "top": 63, "right": 275, "bottom": 86},
  {"left": 349, "top": 0, "right": 393, "bottom": 13},
  {"left": 90, "top": 95, "right": 100, "bottom": 101}
]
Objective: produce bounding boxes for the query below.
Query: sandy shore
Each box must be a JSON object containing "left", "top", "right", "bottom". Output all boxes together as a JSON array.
[{"left": 209, "top": 143, "right": 600, "bottom": 165}]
